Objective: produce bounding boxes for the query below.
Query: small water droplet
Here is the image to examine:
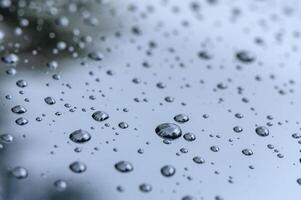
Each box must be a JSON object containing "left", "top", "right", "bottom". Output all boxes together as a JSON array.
[
  {"left": 183, "top": 132, "right": 196, "bottom": 141},
  {"left": 139, "top": 183, "right": 152, "bottom": 193},
  {"left": 242, "top": 148, "right": 253, "bottom": 156},
  {"left": 174, "top": 114, "right": 189, "bottom": 123}
]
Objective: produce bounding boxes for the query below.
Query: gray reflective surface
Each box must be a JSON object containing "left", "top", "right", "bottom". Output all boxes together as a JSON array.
[{"left": 0, "top": 0, "right": 301, "bottom": 199}]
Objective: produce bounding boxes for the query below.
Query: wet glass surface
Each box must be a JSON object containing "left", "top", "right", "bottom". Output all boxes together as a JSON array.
[{"left": 0, "top": 0, "right": 301, "bottom": 199}]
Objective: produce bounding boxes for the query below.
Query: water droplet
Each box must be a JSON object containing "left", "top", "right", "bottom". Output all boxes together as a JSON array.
[
  {"left": 11, "top": 167, "right": 28, "bottom": 179},
  {"left": 88, "top": 51, "right": 104, "bottom": 61},
  {"left": 0, "top": 134, "right": 14, "bottom": 143},
  {"left": 297, "top": 178, "right": 301, "bottom": 185},
  {"left": 16, "top": 80, "right": 27, "bottom": 88},
  {"left": 193, "top": 156, "right": 205, "bottom": 164},
  {"left": 15, "top": 117, "right": 28, "bottom": 126},
  {"left": 155, "top": 123, "right": 182, "bottom": 140},
  {"left": 235, "top": 113, "right": 244, "bottom": 119},
  {"left": 92, "top": 111, "right": 109, "bottom": 122},
  {"left": 174, "top": 114, "right": 189, "bottom": 123},
  {"left": 69, "top": 129, "right": 91, "bottom": 144},
  {"left": 139, "top": 183, "right": 152, "bottom": 193},
  {"left": 182, "top": 195, "right": 197, "bottom": 200},
  {"left": 11, "top": 105, "right": 27, "bottom": 114},
  {"left": 183, "top": 132, "right": 196, "bottom": 141},
  {"left": 255, "top": 126, "right": 269, "bottom": 137},
  {"left": 47, "top": 61, "right": 58, "bottom": 70},
  {"left": 292, "top": 133, "right": 301, "bottom": 139},
  {"left": 161, "top": 165, "right": 176, "bottom": 177},
  {"left": 233, "top": 126, "right": 243, "bottom": 133},
  {"left": 2, "top": 53, "right": 19, "bottom": 65},
  {"left": 115, "top": 161, "right": 134, "bottom": 173},
  {"left": 210, "top": 146, "right": 219, "bottom": 152},
  {"left": 54, "top": 179, "right": 67, "bottom": 192},
  {"left": 236, "top": 50, "right": 255, "bottom": 63},
  {"left": 118, "top": 122, "right": 129, "bottom": 129},
  {"left": 69, "top": 161, "right": 87, "bottom": 173},
  {"left": 242, "top": 148, "right": 253, "bottom": 156},
  {"left": 44, "top": 97, "right": 56, "bottom": 105}
]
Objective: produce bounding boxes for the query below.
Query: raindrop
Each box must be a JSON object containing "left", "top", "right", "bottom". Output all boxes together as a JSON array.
[
  {"left": 11, "top": 167, "right": 28, "bottom": 179},
  {"left": 210, "top": 146, "right": 220, "bottom": 152},
  {"left": 92, "top": 111, "right": 109, "bottom": 122},
  {"left": 115, "top": 161, "right": 134, "bottom": 173},
  {"left": 69, "top": 161, "right": 87, "bottom": 173},
  {"left": 54, "top": 179, "right": 67, "bottom": 192},
  {"left": 183, "top": 132, "right": 196, "bottom": 141},
  {"left": 193, "top": 156, "right": 205, "bottom": 164},
  {"left": 161, "top": 165, "right": 176, "bottom": 177},
  {"left": 88, "top": 51, "right": 104, "bottom": 61},
  {"left": 2, "top": 53, "right": 19, "bottom": 65},
  {"left": 182, "top": 195, "right": 197, "bottom": 200},
  {"left": 11, "top": 105, "right": 27, "bottom": 114},
  {"left": 139, "top": 183, "right": 152, "bottom": 193},
  {"left": 15, "top": 117, "right": 28, "bottom": 126},
  {"left": 236, "top": 50, "right": 255, "bottom": 63},
  {"left": 155, "top": 123, "right": 182, "bottom": 140},
  {"left": 16, "top": 80, "right": 27, "bottom": 88},
  {"left": 69, "top": 129, "right": 91, "bottom": 144},
  {"left": 44, "top": 97, "right": 56, "bottom": 105},
  {"left": 0, "top": 134, "right": 14, "bottom": 143},
  {"left": 118, "top": 122, "right": 129, "bottom": 129},
  {"left": 174, "top": 114, "right": 189, "bottom": 123},
  {"left": 255, "top": 126, "right": 269, "bottom": 137},
  {"left": 233, "top": 126, "right": 243, "bottom": 133},
  {"left": 297, "top": 178, "right": 301, "bottom": 185},
  {"left": 242, "top": 148, "right": 253, "bottom": 156}
]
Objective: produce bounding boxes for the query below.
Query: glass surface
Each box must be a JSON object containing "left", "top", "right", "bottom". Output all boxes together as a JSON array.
[{"left": 0, "top": 0, "right": 301, "bottom": 199}]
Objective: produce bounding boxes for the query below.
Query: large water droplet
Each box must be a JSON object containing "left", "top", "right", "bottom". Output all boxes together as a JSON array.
[
  {"left": 69, "top": 129, "right": 91, "bottom": 144},
  {"left": 255, "top": 126, "right": 269, "bottom": 137},
  {"left": 115, "top": 161, "right": 134, "bottom": 173},
  {"left": 161, "top": 165, "right": 176, "bottom": 177},
  {"left": 15, "top": 117, "right": 28, "bottom": 126},
  {"left": 11, "top": 105, "right": 27, "bottom": 114},
  {"left": 92, "top": 111, "right": 109, "bottom": 122},
  {"left": 155, "top": 123, "right": 182, "bottom": 140}
]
